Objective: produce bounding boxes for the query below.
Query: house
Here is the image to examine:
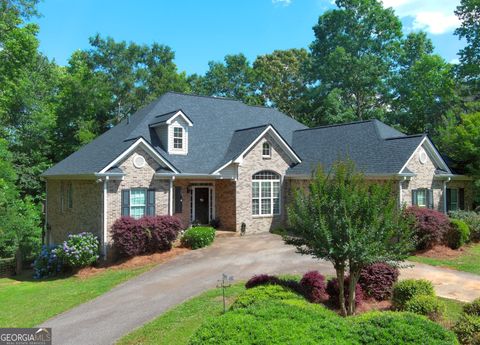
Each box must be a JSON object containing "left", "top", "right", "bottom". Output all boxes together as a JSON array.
[{"left": 42, "top": 92, "right": 474, "bottom": 254}]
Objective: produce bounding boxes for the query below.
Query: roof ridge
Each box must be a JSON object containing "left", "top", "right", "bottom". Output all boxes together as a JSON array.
[
  {"left": 165, "top": 91, "right": 242, "bottom": 103},
  {"left": 234, "top": 124, "right": 271, "bottom": 132},
  {"left": 385, "top": 133, "right": 425, "bottom": 140},
  {"left": 294, "top": 119, "right": 373, "bottom": 132}
]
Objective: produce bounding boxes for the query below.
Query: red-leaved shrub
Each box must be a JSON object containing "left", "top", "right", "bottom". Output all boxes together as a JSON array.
[
  {"left": 326, "top": 277, "right": 363, "bottom": 308},
  {"left": 405, "top": 207, "right": 452, "bottom": 250},
  {"left": 111, "top": 216, "right": 182, "bottom": 257},
  {"left": 300, "top": 271, "right": 328, "bottom": 303},
  {"left": 245, "top": 274, "right": 282, "bottom": 289},
  {"left": 359, "top": 263, "right": 399, "bottom": 300}
]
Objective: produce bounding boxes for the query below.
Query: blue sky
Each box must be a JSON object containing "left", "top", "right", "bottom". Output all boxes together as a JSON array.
[{"left": 36, "top": 0, "right": 465, "bottom": 75}]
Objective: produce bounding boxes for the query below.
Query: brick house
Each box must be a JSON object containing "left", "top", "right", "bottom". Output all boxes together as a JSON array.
[{"left": 42, "top": 92, "right": 474, "bottom": 255}]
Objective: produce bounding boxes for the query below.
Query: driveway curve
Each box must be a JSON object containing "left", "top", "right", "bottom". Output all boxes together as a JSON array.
[{"left": 41, "top": 233, "right": 480, "bottom": 345}]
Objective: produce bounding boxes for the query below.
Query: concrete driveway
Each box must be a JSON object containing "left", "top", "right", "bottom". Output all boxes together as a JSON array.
[{"left": 41, "top": 233, "right": 480, "bottom": 345}]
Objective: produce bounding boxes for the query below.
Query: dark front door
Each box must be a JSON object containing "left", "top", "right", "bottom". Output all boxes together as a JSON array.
[{"left": 194, "top": 188, "right": 210, "bottom": 224}]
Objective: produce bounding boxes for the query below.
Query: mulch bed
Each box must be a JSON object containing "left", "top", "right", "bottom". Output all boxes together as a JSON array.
[{"left": 415, "top": 245, "right": 466, "bottom": 259}]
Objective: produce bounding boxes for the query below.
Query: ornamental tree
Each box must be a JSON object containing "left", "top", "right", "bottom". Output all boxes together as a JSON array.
[{"left": 285, "top": 161, "right": 414, "bottom": 315}]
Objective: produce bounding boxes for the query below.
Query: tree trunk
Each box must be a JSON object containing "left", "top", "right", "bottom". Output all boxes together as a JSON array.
[
  {"left": 336, "top": 265, "right": 347, "bottom": 316},
  {"left": 347, "top": 271, "right": 359, "bottom": 316}
]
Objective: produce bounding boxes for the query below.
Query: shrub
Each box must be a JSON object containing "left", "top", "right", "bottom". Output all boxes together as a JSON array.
[
  {"left": 231, "top": 285, "right": 304, "bottom": 310},
  {"left": 58, "top": 232, "right": 99, "bottom": 268},
  {"left": 138, "top": 216, "right": 182, "bottom": 252},
  {"left": 33, "top": 245, "right": 63, "bottom": 279},
  {"left": 453, "top": 314, "right": 480, "bottom": 345},
  {"left": 326, "top": 277, "right": 363, "bottom": 308},
  {"left": 449, "top": 210, "right": 480, "bottom": 242},
  {"left": 464, "top": 298, "right": 480, "bottom": 317},
  {"left": 404, "top": 295, "right": 446, "bottom": 321},
  {"left": 111, "top": 217, "right": 148, "bottom": 256},
  {"left": 446, "top": 219, "right": 471, "bottom": 249},
  {"left": 392, "top": 279, "right": 435, "bottom": 310},
  {"left": 353, "top": 311, "right": 459, "bottom": 345},
  {"left": 209, "top": 218, "right": 220, "bottom": 229},
  {"left": 181, "top": 227, "right": 215, "bottom": 249},
  {"left": 359, "top": 262, "right": 399, "bottom": 300},
  {"left": 405, "top": 207, "right": 452, "bottom": 249},
  {"left": 245, "top": 274, "right": 281, "bottom": 289},
  {"left": 300, "top": 271, "right": 328, "bottom": 303}
]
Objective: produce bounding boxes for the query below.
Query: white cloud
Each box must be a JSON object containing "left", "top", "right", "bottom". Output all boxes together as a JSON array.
[
  {"left": 272, "top": 0, "right": 292, "bottom": 6},
  {"left": 381, "top": 0, "right": 460, "bottom": 35}
]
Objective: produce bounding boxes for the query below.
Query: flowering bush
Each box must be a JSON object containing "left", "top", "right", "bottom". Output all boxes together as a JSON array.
[
  {"left": 181, "top": 227, "right": 215, "bottom": 249},
  {"left": 326, "top": 277, "right": 363, "bottom": 308},
  {"left": 300, "top": 271, "right": 328, "bottom": 303},
  {"left": 59, "top": 232, "right": 99, "bottom": 268},
  {"left": 405, "top": 207, "right": 452, "bottom": 249},
  {"left": 33, "top": 245, "right": 63, "bottom": 279},
  {"left": 359, "top": 263, "right": 399, "bottom": 300}
]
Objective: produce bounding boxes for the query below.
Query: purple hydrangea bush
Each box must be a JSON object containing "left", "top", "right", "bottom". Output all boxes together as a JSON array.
[
  {"left": 33, "top": 245, "right": 63, "bottom": 279},
  {"left": 59, "top": 232, "right": 100, "bottom": 268}
]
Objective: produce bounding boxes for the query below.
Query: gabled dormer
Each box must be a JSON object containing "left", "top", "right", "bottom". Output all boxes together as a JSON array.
[{"left": 149, "top": 109, "right": 193, "bottom": 155}]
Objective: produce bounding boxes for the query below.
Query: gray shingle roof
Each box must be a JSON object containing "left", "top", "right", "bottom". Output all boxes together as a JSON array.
[
  {"left": 287, "top": 120, "right": 425, "bottom": 176},
  {"left": 42, "top": 92, "right": 307, "bottom": 176}
]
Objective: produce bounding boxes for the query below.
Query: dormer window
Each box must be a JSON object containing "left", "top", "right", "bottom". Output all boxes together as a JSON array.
[
  {"left": 262, "top": 142, "right": 271, "bottom": 158},
  {"left": 173, "top": 127, "right": 184, "bottom": 149}
]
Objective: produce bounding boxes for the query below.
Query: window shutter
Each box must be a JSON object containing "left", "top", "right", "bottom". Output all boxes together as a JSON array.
[
  {"left": 121, "top": 190, "right": 130, "bottom": 216},
  {"left": 446, "top": 188, "right": 451, "bottom": 212},
  {"left": 147, "top": 189, "right": 156, "bottom": 216},
  {"left": 427, "top": 189, "right": 434, "bottom": 209},
  {"left": 459, "top": 188, "right": 465, "bottom": 210},
  {"left": 174, "top": 187, "right": 182, "bottom": 213},
  {"left": 412, "top": 189, "right": 417, "bottom": 206}
]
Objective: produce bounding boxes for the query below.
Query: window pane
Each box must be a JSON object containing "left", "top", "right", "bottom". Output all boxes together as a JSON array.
[
  {"left": 252, "top": 171, "right": 280, "bottom": 180},
  {"left": 417, "top": 190, "right": 426, "bottom": 206},
  {"left": 131, "top": 206, "right": 145, "bottom": 219},
  {"left": 451, "top": 190, "right": 458, "bottom": 203},
  {"left": 261, "top": 199, "right": 271, "bottom": 215},
  {"left": 273, "top": 181, "right": 280, "bottom": 198},
  {"left": 174, "top": 138, "right": 183, "bottom": 149},
  {"left": 174, "top": 127, "right": 183, "bottom": 137},
  {"left": 273, "top": 198, "right": 280, "bottom": 214},
  {"left": 261, "top": 182, "right": 271, "bottom": 198},
  {"left": 262, "top": 143, "right": 270, "bottom": 156},
  {"left": 131, "top": 189, "right": 146, "bottom": 206},
  {"left": 252, "top": 199, "right": 259, "bottom": 215},
  {"left": 252, "top": 182, "right": 259, "bottom": 198}
]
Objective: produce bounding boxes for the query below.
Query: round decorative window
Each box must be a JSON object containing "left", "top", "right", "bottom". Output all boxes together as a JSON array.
[
  {"left": 419, "top": 151, "right": 428, "bottom": 164},
  {"left": 133, "top": 155, "right": 146, "bottom": 168}
]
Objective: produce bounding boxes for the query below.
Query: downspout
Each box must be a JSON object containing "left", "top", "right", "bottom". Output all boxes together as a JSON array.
[
  {"left": 44, "top": 179, "right": 48, "bottom": 245},
  {"left": 398, "top": 178, "right": 403, "bottom": 206},
  {"left": 443, "top": 177, "right": 451, "bottom": 214},
  {"left": 168, "top": 177, "right": 174, "bottom": 216},
  {"left": 103, "top": 176, "right": 109, "bottom": 257}
]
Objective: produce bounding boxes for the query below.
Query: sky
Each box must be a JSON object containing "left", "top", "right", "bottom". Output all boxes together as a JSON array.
[{"left": 35, "top": 0, "right": 465, "bottom": 75}]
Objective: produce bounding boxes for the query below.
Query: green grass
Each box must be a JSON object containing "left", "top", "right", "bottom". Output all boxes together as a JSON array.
[
  {"left": 0, "top": 265, "right": 154, "bottom": 327},
  {"left": 117, "top": 283, "right": 246, "bottom": 345},
  {"left": 441, "top": 297, "right": 465, "bottom": 326},
  {"left": 409, "top": 243, "right": 480, "bottom": 275}
]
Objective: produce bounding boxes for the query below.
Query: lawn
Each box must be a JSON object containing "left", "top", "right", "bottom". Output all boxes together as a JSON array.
[
  {"left": 118, "top": 283, "right": 464, "bottom": 345},
  {"left": 409, "top": 243, "right": 480, "bottom": 275},
  {"left": 0, "top": 265, "right": 154, "bottom": 327}
]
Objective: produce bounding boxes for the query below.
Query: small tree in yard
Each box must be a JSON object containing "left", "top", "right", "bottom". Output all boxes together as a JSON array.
[{"left": 285, "top": 161, "right": 414, "bottom": 316}]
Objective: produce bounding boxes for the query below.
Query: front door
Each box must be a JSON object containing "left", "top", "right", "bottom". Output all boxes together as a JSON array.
[{"left": 194, "top": 188, "right": 210, "bottom": 224}]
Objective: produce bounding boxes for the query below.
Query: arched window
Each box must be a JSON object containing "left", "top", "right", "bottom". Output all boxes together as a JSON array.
[
  {"left": 252, "top": 171, "right": 280, "bottom": 216},
  {"left": 262, "top": 142, "right": 271, "bottom": 158}
]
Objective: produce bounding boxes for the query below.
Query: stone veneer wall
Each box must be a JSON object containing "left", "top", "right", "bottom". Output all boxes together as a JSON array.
[
  {"left": 236, "top": 132, "right": 295, "bottom": 233},
  {"left": 106, "top": 147, "right": 169, "bottom": 242},
  {"left": 46, "top": 179, "right": 102, "bottom": 244}
]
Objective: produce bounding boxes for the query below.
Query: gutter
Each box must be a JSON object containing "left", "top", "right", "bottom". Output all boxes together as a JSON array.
[{"left": 155, "top": 173, "right": 231, "bottom": 180}]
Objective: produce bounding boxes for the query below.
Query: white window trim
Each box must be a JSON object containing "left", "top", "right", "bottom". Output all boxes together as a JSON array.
[
  {"left": 416, "top": 189, "right": 427, "bottom": 207},
  {"left": 252, "top": 173, "right": 281, "bottom": 217},
  {"left": 173, "top": 126, "right": 184, "bottom": 150},
  {"left": 130, "top": 188, "right": 147, "bottom": 219},
  {"left": 262, "top": 142, "right": 271, "bottom": 159}
]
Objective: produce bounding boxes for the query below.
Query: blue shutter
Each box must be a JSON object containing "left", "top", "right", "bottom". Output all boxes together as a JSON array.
[
  {"left": 459, "top": 188, "right": 465, "bottom": 210},
  {"left": 174, "top": 187, "right": 182, "bottom": 213},
  {"left": 446, "top": 188, "right": 452, "bottom": 212},
  {"left": 146, "top": 189, "right": 155, "bottom": 216},
  {"left": 427, "top": 189, "right": 434, "bottom": 209},
  {"left": 412, "top": 189, "right": 417, "bottom": 206},
  {"left": 121, "top": 190, "right": 130, "bottom": 216}
]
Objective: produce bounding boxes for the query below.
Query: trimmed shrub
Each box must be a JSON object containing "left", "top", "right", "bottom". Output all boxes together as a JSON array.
[
  {"left": 359, "top": 262, "right": 399, "bottom": 301},
  {"left": 231, "top": 285, "right": 304, "bottom": 310},
  {"left": 446, "top": 219, "right": 471, "bottom": 249},
  {"left": 245, "top": 274, "right": 281, "bottom": 289},
  {"left": 326, "top": 277, "right": 363, "bottom": 308},
  {"left": 33, "top": 245, "right": 63, "bottom": 279},
  {"left": 405, "top": 207, "right": 452, "bottom": 249},
  {"left": 464, "top": 298, "right": 480, "bottom": 317},
  {"left": 453, "top": 314, "right": 480, "bottom": 345},
  {"left": 181, "top": 227, "right": 215, "bottom": 249},
  {"left": 138, "top": 216, "right": 182, "bottom": 252},
  {"left": 352, "top": 311, "right": 459, "bottom": 345},
  {"left": 300, "top": 271, "right": 328, "bottom": 303},
  {"left": 404, "top": 295, "right": 446, "bottom": 321},
  {"left": 449, "top": 210, "right": 480, "bottom": 242},
  {"left": 59, "top": 232, "right": 99, "bottom": 268},
  {"left": 111, "top": 217, "right": 148, "bottom": 256},
  {"left": 392, "top": 279, "right": 435, "bottom": 310}
]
